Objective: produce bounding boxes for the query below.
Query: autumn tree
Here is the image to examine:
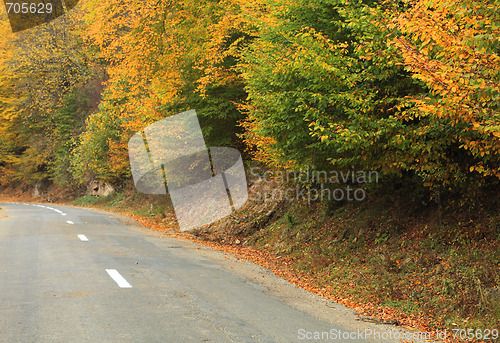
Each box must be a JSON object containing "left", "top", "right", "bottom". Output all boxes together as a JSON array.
[
  {"left": 388, "top": 0, "right": 500, "bottom": 191},
  {"left": 0, "top": 18, "right": 22, "bottom": 185},
  {"left": 239, "top": 0, "right": 421, "bottom": 175},
  {"left": 73, "top": 0, "right": 255, "bottom": 183},
  {"left": 0, "top": 1, "right": 102, "bottom": 186},
  {"left": 239, "top": 0, "right": 499, "bottom": 196}
]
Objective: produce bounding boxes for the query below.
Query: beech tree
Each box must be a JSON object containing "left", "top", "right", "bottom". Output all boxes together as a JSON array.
[{"left": 388, "top": 0, "right": 500, "bottom": 189}]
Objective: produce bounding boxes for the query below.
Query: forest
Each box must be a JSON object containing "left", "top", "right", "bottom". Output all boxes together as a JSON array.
[
  {"left": 0, "top": 0, "right": 498, "bottom": 195},
  {"left": 0, "top": 0, "right": 499, "bottom": 336}
]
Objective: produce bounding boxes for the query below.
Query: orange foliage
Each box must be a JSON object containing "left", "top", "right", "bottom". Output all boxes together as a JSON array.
[{"left": 390, "top": 0, "right": 500, "bottom": 180}]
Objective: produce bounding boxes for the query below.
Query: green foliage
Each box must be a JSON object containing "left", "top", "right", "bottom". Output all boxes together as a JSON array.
[
  {"left": 163, "top": 83, "right": 248, "bottom": 149},
  {"left": 70, "top": 96, "right": 126, "bottom": 184},
  {"left": 49, "top": 89, "right": 99, "bottom": 187},
  {"left": 240, "top": 0, "right": 421, "bottom": 174}
]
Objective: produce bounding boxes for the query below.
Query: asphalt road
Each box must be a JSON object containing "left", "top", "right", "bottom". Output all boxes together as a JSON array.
[{"left": 0, "top": 203, "right": 428, "bottom": 343}]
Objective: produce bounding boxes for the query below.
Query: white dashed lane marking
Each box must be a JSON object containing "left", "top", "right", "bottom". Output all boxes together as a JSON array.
[
  {"left": 28, "top": 204, "right": 67, "bottom": 217},
  {"left": 78, "top": 234, "right": 89, "bottom": 242},
  {"left": 106, "top": 269, "right": 132, "bottom": 288},
  {"left": 15, "top": 203, "right": 137, "bottom": 290}
]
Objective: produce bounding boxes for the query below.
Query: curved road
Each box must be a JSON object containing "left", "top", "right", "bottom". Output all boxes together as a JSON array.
[{"left": 0, "top": 203, "right": 426, "bottom": 343}]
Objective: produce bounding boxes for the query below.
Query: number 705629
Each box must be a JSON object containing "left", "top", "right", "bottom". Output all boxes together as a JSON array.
[{"left": 5, "top": 2, "right": 53, "bottom": 14}]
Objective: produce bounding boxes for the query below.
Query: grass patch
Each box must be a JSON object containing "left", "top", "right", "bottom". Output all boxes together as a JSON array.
[
  {"left": 73, "top": 192, "right": 125, "bottom": 208},
  {"left": 73, "top": 188, "right": 174, "bottom": 221}
]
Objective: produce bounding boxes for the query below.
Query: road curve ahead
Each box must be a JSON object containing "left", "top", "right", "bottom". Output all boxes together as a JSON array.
[{"left": 0, "top": 203, "right": 422, "bottom": 343}]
